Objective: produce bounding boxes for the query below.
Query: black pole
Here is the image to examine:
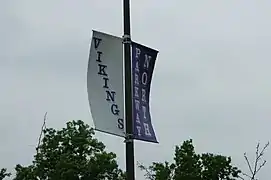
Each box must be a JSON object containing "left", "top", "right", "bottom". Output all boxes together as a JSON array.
[{"left": 123, "top": 0, "right": 135, "bottom": 180}]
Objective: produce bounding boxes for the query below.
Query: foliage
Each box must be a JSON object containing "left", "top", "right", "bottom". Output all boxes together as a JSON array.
[
  {"left": 1, "top": 118, "right": 268, "bottom": 180},
  {"left": 0, "top": 168, "right": 11, "bottom": 180},
  {"left": 139, "top": 139, "right": 241, "bottom": 180},
  {"left": 2, "top": 120, "right": 125, "bottom": 180}
]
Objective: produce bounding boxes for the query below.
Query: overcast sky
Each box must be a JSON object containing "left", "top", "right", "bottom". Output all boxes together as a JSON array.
[{"left": 1, "top": 0, "right": 271, "bottom": 179}]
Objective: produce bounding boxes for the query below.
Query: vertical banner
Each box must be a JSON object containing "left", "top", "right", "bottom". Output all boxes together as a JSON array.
[
  {"left": 87, "top": 30, "right": 125, "bottom": 137},
  {"left": 131, "top": 42, "right": 158, "bottom": 143}
]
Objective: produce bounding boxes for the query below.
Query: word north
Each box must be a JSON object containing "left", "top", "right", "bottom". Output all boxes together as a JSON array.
[{"left": 133, "top": 47, "right": 152, "bottom": 137}]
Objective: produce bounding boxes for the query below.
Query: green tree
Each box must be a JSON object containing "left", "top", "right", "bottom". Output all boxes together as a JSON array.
[
  {"left": 2, "top": 120, "right": 125, "bottom": 180},
  {"left": 139, "top": 139, "right": 241, "bottom": 180},
  {"left": 0, "top": 168, "right": 11, "bottom": 180}
]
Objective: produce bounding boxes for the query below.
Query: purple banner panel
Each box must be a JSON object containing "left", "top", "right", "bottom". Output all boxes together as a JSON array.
[{"left": 131, "top": 42, "right": 158, "bottom": 143}]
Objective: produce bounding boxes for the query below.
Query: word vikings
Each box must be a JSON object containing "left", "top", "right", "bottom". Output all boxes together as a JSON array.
[{"left": 92, "top": 37, "right": 124, "bottom": 130}]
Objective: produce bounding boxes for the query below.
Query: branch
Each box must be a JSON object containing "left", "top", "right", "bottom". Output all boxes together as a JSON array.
[
  {"left": 241, "top": 172, "right": 252, "bottom": 179},
  {"left": 137, "top": 161, "right": 154, "bottom": 180},
  {"left": 241, "top": 141, "right": 269, "bottom": 180},
  {"left": 36, "top": 112, "right": 47, "bottom": 153},
  {"left": 253, "top": 142, "right": 269, "bottom": 176},
  {"left": 244, "top": 153, "right": 253, "bottom": 175}
]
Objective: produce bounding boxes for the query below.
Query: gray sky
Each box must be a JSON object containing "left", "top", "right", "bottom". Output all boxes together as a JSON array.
[{"left": 1, "top": 0, "right": 271, "bottom": 179}]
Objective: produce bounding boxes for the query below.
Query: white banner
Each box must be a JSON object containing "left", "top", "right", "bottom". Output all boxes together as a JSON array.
[{"left": 87, "top": 30, "right": 125, "bottom": 137}]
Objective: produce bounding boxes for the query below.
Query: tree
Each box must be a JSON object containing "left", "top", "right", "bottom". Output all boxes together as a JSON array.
[
  {"left": 139, "top": 139, "right": 241, "bottom": 180},
  {"left": 239, "top": 142, "right": 269, "bottom": 180},
  {"left": 2, "top": 120, "right": 125, "bottom": 180},
  {"left": 0, "top": 168, "right": 11, "bottom": 180}
]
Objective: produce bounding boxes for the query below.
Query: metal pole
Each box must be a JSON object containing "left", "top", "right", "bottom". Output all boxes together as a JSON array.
[{"left": 123, "top": 0, "right": 135, "bottom": 179}]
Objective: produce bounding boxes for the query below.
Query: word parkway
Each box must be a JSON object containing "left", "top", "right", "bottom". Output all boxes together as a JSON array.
[
  {"left": 93, "top": 37, "right": 124, "bottom": 131},
  {"left": 131, "top": 42, "right": 158, "bottom": 143},
  {"left": 133, "top": 47, "right": 152, "bottom": 137}
]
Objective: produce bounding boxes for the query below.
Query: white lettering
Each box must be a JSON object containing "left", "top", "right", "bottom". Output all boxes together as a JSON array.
[
  {"left": 135, "top": 99, "right": 140, "bottom": 111},
  {"left": 134, "top": 86, "right": 139, "bottom": 98},
  {"left": 135, "top": 73, "right": 139, "bottom": 85},
  {"left": 136, "top": 48, "right": 141, "bottom": 58},
  {"left": 144, "top": 123, "right": 152, "bottom": 136},
  {"left": 142, "top": 105, "right": 147, "bottom": 119},
  {"left": 141, "top": 88, "right": 146, "bottom": 102},
  {"left": 136, "top": 113, "right": 140, "bottom": 124},
  {"left": 136, "top": 126, "right": 142, "bottom": 136},
  {"left": 142, "top": 72, "right": 147, "bottom": 85},
  {"left": 135, "top": 61, "right": 139, "bottom": 72},
  {"left": 144, "top": 54, "right": 151, "bottom": 69}
]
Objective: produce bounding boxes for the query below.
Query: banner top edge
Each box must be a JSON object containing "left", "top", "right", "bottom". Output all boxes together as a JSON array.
[
  {"left": 132, "top": 41, "right": 159, "bottom": 53},
  {"left": 92, "top": 29, "right": 122, "bottom": 40}
]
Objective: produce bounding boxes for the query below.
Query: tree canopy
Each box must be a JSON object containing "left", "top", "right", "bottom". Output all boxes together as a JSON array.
[
  {"left": 139, "top": 139, "right": 241, "bottom": 180},
  {"left": 1, "top": 120, "right": 125, "bottom": 180},
  {"left": 1, "top": 120, "right": 268, "bottom": 180}
]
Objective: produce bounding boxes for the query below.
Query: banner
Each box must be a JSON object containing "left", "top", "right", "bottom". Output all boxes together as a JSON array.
[
  {"left": 131, "top": 42, "right": 158, "bottom": 143},
  {"left": 87, "top": 30, "right": 125, "bottom": 137}
]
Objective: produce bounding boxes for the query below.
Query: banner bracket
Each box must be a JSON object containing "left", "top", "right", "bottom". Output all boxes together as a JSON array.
[
  {"left": 124, "top": 133, "right": 133, "bottom": 143},
  {"left": 122, "top": 34, "right": 131, "bottom": 44}
]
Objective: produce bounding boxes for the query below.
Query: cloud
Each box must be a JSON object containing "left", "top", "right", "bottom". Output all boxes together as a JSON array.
[{"left": 1, "top": 0, "right": 270, "bottom": 179}]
